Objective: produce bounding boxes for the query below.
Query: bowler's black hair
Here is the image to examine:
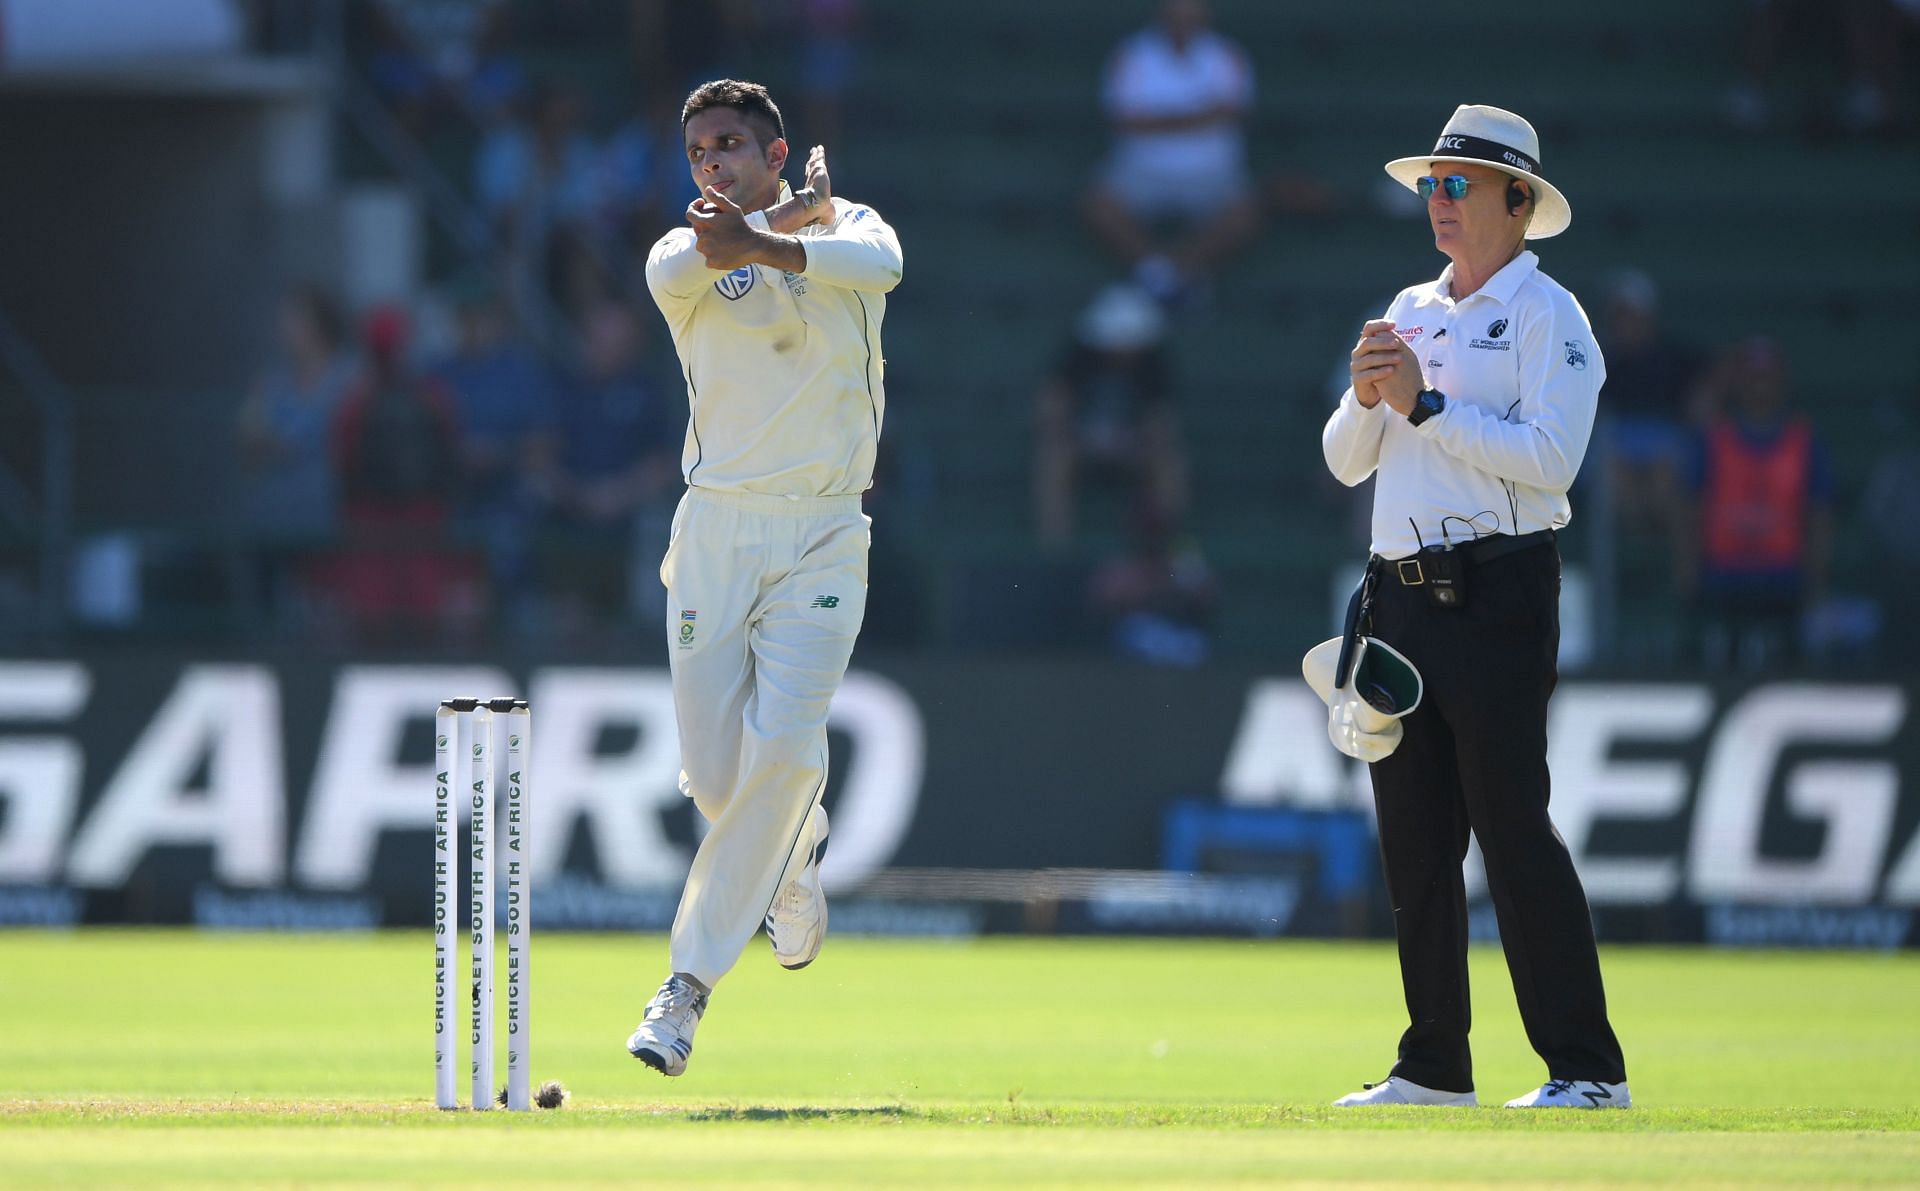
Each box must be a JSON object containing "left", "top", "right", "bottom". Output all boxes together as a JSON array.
[{"left": 681, "top": 79, "right": 785, "bottom": 148}]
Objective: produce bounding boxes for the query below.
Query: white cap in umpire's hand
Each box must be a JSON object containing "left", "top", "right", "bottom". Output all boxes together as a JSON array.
[{"left": 1302, "top": 635, "right": 1424, "bottom": 763}]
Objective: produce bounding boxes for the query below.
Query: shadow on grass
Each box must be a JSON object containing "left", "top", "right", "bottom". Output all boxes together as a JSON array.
[{"left": 682, "top": 1106, "right": 913, "bottom": 1123}]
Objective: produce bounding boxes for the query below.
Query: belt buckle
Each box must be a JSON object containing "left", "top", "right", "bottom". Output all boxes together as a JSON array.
[{"left": 1396, "top": 558, "right": 1424, "bottom": 586}]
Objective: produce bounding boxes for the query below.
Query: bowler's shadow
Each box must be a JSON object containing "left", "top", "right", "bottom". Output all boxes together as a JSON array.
[{"left": 682, "top": 1105, "right": 910, "bottom": 1123}]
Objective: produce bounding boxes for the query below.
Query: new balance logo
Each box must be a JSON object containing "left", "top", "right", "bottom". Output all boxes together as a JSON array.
[
  {"left": 810, "top": 596, "right": 840, "bottom": 609},
  {"left": 1581, "top": 1086, "right": 1613, "bottom": 1106}
]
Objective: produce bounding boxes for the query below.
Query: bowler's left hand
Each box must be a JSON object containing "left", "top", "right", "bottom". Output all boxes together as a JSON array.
[
  {"left": 803, "top": 145, "right": 832, "bottom": 217},
  {"left": 688, "top": 187, "right": 767, "bottom": 271},
  {"left": 1353, "top": 330, "right": 1426, "bottom": 416}
]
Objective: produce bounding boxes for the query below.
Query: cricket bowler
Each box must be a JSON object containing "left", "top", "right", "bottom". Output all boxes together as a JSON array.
[{"left": 625, "top": 78, "right": 903, "bottom": 1076}]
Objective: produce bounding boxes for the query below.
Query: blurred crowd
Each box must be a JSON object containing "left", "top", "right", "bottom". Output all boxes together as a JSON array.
[
  {"left": 1592, "top": 278, "right": 1841, "bottom": 671},
  {"left": 1590, "top": 270, "right": 1919, "bottom": 671},
  {"left": 357, "top": 0, "right": 864, "bottom": 345},
  {"left": 235, "top": 280, "right": 680, "bottom": 647},
  {"left": 208, "top": 0, "right": 1916, "bottom": 666},
  {"left": 225, "top": 0, "right": 873, "bottom": 647},
  {"left": 1725, "top": 0, "right": 1920, "bottom": 137},
  {"left": 1033, "top": 0, "right": 1917, "bottom": 670}
]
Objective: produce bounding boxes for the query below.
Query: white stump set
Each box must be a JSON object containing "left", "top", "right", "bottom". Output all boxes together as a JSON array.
[{"left": 434, "top": 697, "right": 531, "bottom": 1111}]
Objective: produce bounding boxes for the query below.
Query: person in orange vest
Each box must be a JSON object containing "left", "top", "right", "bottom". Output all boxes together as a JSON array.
[{"left": 1678, "top": 337, "right": 1834, "bottom": 669}]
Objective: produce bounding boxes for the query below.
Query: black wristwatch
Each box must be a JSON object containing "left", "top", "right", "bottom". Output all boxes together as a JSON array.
[{"left": 1408, "top": 388, "right": 1447, "bottom": 427}]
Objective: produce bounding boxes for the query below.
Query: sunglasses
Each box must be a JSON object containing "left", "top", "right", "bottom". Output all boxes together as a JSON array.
[{"left": 1416, "top": 174, "right": 1492, "bottom": 200}]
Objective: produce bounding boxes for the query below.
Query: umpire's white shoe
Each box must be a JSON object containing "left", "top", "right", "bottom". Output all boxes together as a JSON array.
[
  {"left": 1505, "top": 1079, "right": 1631, "bottom": 1108},
  {"left": 1333, "top": 1076, "right": 1477, "bottom": 1107},
  {"left": 626, "top": 975, "right": 708, "bottom": 1077},
  {"left": 766, "top": 814, "right": 828, "bottom": 970}
]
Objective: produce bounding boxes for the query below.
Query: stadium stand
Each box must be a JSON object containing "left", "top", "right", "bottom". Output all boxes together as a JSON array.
[{"left": 6, "top": 0, "right": 1913, "bottom": 664}]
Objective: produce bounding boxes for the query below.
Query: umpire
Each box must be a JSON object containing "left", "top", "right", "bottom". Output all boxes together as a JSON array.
[{"left": 1321, "top": 105, "right": 1629, "bottom": 1109}]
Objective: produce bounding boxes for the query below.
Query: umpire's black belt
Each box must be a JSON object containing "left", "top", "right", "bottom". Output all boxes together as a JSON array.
[{"left": 1377, "top": 529, "right": 1555, "bottom": 587}]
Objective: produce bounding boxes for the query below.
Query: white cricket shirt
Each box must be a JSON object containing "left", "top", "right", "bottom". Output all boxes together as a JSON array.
[
  {"left": 1103, "top": 27, "right": 1253, "bottom": 180},
  {"left": 1322, "top": 251, "right": 1604, "bottom": 560},
  {"left": 645, "top": 186, "right": 902, "bottom": 497}
]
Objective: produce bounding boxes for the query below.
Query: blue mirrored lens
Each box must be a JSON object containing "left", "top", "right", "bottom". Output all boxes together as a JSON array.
[{"left": 1417, "top": 175, "right": 1475, "bottom": 200}]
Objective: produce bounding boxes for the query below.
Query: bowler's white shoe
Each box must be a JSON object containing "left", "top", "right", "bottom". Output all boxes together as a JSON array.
[
  {"left": 626, "top": 975, "right": 708, "bottom": 1077},
  {"left": 1505, "top": 1079, "right": 1631, "bottom": 1108},
  {"left": 766, "top": 817, "right": 828, "bottom": 970},
  {"left": 1333, "top": 1076, "right": 1477, "bottom": 1107}
]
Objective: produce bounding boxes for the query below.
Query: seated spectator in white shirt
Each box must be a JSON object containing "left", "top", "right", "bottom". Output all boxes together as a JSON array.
[{"left": 1084, "top": 0, "right": 1261, "bottom": 305}]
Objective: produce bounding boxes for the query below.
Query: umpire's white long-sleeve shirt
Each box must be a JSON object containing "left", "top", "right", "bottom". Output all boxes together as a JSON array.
[
  {"left": 645, "top": 186, "right": 903, "bottom": 497},
  {"left": 1322, "top": 251, "right": 1603, "bottom": 560}
]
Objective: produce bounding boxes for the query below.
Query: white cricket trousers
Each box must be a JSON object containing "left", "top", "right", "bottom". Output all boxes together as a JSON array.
[{"left": 660, "top": 485, "right": 868, "bottom": 988}]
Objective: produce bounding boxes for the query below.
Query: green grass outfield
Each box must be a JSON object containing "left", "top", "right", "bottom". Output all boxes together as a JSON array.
[{"left": 3, "top": 932, "right": 1918, "bottom": 1186}]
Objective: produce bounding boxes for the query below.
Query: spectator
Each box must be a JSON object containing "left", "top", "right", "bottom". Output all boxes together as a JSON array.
[
  {"left": 534, "top": 300, "right": 681, "bottom": 627},
  {"left": 328, "top": 307, "right": 481, "bottom": 641},
  {"left": 432, "top": 280, "right": 555, "bottom": 508},
  {"left": 795, "top": 0, "right": 865, "bottom": 150},
  {"left": 361, "top": 4, "right": 438, "bottom": 134},
  {"left": 1852, "top": 399, "right": 1920, "bottom": 664},
  {"left": 1035, "top": 283, "right": 1189, "bottom": 545},
  {"left": 1087, "top": 496, "right": 1218, "bottom": 667},
  {"left": 476, "top": 82, "right": 608, "bottom": 327},
  {"left": 1725, "top": 0, "right": 1910, "bottom": 135},
  {"left": 363, "top": 0, "right": 525, "bottom": 135},
  {"left": 627, "top": 0, "right": 755, "bottom": 100},
  {"left": 458, "top": 3, "right": 532, "bottom": 124},
  {"left": 597, "top": 88, "right": 686, "bottom": 255},
  {"left": 1084, "top": 0, "right": 1260, "bottom": 305},
  {"left": 429, "top": 279, "right": 557, "bottom": 624},
  {"left": 235, "top": 284, "right": 355, "bottom": 618},
  {"left": 1677, "top": 338, "right": 1834, "bottom": 669},
  {"left": 1594, "top": 269, "right": 1704, "bottom": 531}
]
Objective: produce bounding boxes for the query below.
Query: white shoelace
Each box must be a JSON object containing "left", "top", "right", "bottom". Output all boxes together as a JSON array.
[{"left": 646, "top": 977, "right": 705, "bottom": 1026}]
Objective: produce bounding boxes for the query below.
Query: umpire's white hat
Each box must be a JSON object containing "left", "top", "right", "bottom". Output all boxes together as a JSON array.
[
  {"left": 1385, "top": 104, "right": 1572, "bottom": 239},
  {"left": 1302, "top": 635, "right": 1424, "bottom": 763}
]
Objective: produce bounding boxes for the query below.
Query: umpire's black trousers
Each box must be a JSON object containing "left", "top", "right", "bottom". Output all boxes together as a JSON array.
[{"left": 1365, "top": 540, "right": 1626, "bottom": 1092}]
